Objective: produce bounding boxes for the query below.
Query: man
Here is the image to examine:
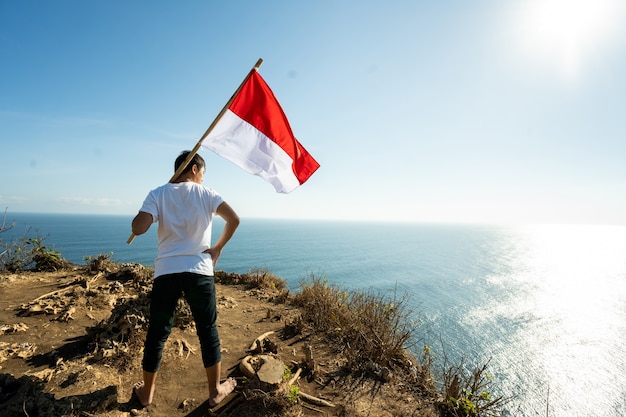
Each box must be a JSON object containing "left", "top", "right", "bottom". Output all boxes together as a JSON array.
[{"left": 131, "top": 151, "right": 240, "bottom": 408}]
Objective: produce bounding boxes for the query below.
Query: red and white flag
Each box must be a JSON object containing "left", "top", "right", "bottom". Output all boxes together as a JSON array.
[{"left": 202, "top": 70, "right": 320, "bottom": 193}]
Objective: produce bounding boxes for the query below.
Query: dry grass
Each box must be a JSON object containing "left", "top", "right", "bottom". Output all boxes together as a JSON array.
[
  {"left": 85, "top": 253, "right": 119, "bottom": 274},
  {"left": 244, "top": 267, "right": 288, "bottom": 291},
  {"left": 293, "top": 275, "right": 420, "bottom": 378},
  {"left": 292, "top": 275, "right": 506, "bottom": 416}
]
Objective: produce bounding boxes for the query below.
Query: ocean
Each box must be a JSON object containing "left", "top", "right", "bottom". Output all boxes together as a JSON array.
[{"left": 3, "top": 213, "right": 626, "bottom": 416}]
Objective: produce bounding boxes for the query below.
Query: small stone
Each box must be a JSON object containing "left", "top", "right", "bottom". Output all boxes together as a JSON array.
[{"left": 178, "top": 398, "right": 196, "bottom": 412}]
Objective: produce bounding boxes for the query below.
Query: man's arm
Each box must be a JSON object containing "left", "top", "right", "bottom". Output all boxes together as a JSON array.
[
  {"left": 204, "top": 202, "right": 240, "bottom": 266},
  {"left": 132, "top": 211, "right": 153, "bottom": 236}
]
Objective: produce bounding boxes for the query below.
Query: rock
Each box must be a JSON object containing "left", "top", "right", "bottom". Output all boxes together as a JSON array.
[
  {"left": 239, "top": 354, "right": 286, "bottom": 389},
  {"left": 256, "top": 355, "right": 285, "bottom": 386}
]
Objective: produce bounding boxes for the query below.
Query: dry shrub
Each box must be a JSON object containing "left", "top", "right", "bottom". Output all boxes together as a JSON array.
[
  {"left": 85, "top": 253, "right": 118, "bottom": 274},
  {"left": 216, "top": 268, "right": 287, "bottom": 291},
  {"left": 293, "top": 275, "right": 419, "bottom": 377},
  {"left": 292, "top": 275, "right": 349, "bottom": 333},
  {"left": 214, "top": 270, "right": 245, "bottom": 285},
  {"left": 88, "top": 283, "right": 151, "bottom": 368},
  {"left": 106, "top": 262, "right": 153, "bottom": 284},
  {"left": 216, "top": 268, "right": 289, "bottom": 303},
  {"left": 243, "top": 267, "right": 288, "bottom": 292},
  {"left": 173, "top": 297, "right": 196, "bottom": 331},
  {"left": 346, "top": 290, "right": 417, "bottom": 371}
]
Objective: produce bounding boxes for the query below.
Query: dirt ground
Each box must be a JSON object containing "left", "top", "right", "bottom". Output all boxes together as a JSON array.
[{"left": 0, "top": 265, "right": 437, "bottom": 417}]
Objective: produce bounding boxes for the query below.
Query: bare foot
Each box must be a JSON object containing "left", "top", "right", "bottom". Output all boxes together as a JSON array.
[
  {"left": 209, "top": 377, "right": 237, "bottom": 407},
  {"left": 133, "top": 381, "right": 152, "bottom": 407}
]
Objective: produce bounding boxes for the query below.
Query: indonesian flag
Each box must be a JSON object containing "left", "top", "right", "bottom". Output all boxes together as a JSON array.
[{"left": 202, "top": 70, "right": 320, "bottom": 193}]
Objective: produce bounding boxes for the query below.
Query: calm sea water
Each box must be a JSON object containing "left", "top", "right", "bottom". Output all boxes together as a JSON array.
[{"left": 3, "top": 213, "right": 626, "bottom": 416}]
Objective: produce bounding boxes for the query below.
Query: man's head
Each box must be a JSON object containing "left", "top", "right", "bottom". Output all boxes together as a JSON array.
[{"left": 175, "top": 151, "right": 206, "bottom": 175}]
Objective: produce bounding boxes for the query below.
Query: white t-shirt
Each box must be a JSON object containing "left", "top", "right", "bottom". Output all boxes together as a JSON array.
[{"left": 139, "top": 182, "right": 224, "bottom": 278}]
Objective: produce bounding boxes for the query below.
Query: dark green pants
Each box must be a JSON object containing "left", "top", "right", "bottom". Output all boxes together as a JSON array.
[{"left": 142, "top": 272, "right": 221, "bottom": 373}]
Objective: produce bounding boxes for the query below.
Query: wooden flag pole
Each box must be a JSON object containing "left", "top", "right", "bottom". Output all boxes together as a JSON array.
[{"left": 127, "top": 58, "right": 264, "bottom": 244}]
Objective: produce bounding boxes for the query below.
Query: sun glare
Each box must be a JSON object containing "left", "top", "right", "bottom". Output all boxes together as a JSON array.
[
  {"left": 515, "top": 0, "right": 624, "bottom": 83},
  {"left": 519, "top": 224, "right": 626, "bottom": 319}
]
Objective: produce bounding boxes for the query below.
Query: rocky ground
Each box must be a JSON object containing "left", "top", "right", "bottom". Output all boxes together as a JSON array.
[{"left": 0, "top": 263, "right": 439, "bottom": 417}]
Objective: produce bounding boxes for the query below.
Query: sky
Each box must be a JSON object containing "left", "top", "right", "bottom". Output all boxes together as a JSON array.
[{"left": 1, "top": 0, "right": 625, "bottom": 225}]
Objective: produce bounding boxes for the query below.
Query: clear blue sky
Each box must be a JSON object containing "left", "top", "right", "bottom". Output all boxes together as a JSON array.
[{"left": 1, "top": 0, "right": 625, "bottom": 224}]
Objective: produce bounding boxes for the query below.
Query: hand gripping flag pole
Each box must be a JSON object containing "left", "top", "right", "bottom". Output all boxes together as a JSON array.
[{"left": 126, "top": 58, "right": 264, "bottom": 244}]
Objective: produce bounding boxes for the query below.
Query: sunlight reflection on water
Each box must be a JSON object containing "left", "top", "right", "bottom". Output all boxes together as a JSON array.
[{"left": 466, "top": 224, "right": 626, "bottom": 416}]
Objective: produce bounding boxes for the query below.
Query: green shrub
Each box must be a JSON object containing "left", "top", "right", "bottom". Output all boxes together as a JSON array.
[
  {"left": 286, "top": 384, "right": 300, "bottom": 405},
  {"left": 437, "top": 358, "right": 506, "bottom": 417},
  {"left": 31, "top": 240, "right": 71, "bottom": 271}
]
